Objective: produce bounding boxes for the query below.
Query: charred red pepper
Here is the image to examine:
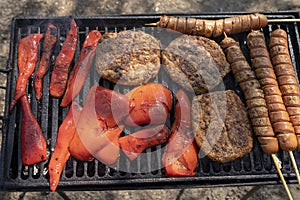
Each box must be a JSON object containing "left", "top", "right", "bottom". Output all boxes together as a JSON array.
[
  {"left": 10, "top": 33, "right": 43, "bottom": 111},
  {"left": 124, "top": 83, "right": 172, "bottom": 126},
  {"left": 119, "top": 125, "right": 170, "bottom": 160},
  {"left": 48, "top": 102, "right": 82, "bottom": 192},
  {"left": 162, "top": 90, "right": 198, "bottom": 177},
  {"left": 60, "top": 30, "right": 102, "bottom": 107},
  {"left": 20, "top": 95, "right": 47, "bottom": 166},
  {"left": 69, "top": 85, "right": 130, "bottom": 164},
  {"left": 34, "top": 23, "right": 57, "bottom": 100},
  {"left": 50, "top": 19, "right": 78, "bottom": 98}
]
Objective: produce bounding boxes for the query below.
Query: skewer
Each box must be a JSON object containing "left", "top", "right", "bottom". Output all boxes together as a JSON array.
[
  {"left": 271, "top": 154, "right": 294, "bottom": 200},
  {"left": 221, "top": 32, "right": 294, "bottom": 200},
  {"left": 145, "top": 18, "right": 300, "bottom": 26},
  {"left": 288, "top": 151, "right": 300, "bottom": 185}
]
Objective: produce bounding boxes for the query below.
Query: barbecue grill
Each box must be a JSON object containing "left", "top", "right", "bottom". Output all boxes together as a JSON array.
[{"left": 1, "top": 11, "right": 300, "bottom": 191}]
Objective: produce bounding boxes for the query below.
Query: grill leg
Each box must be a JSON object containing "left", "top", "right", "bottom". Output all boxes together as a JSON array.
[
  {"left": 240, "top": 186, "right": 262, "bottom": 200},
  {"left": 18, "top": 192, "right": 26, "bottom": 200},
  {"left": 57, "top": 191, "right": 71, "bottom": 200},
  {"left": 176, "top": 189, "right": 185, "bottom": 200}
]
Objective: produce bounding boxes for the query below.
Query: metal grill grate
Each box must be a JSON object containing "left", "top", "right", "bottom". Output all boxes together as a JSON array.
[{"left": 1, "top": 12, "right": 300, "bottom": 191}]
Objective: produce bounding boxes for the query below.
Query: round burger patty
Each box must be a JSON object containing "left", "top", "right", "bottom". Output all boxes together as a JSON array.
[
  {"left": 95, "top": 30, "right": 161, "bottom": 85},
  {"left": 162, "top": 35, "right": 230, "bottom": 94},
  {"left": 191, "top": 90, "right": 253, "bottom": 163}
]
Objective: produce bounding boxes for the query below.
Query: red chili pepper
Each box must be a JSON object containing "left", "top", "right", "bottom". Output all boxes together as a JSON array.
[
  {"left": 20, "top": 95, "right": 47, "bottom": 166},
  {"left": 60, "top": 30, "right": 102, "bottom": 107},
  {"left": 119, "top": 124, "right": 170, "bottom": 160},
  {"left": 49, "top": 102, "right": 82, "bottom": 192},
  {"left": 34, "top": 23, "right": 57, "bottom": 100},
  {"left": 162, "top": 90, "right": 198, "bottom": 177},
  {"left": 50, "top": 19, "right": 78, "bottom": 98},
  {"left": 10, "top": 33, "right": 43, "bottom": 111}
]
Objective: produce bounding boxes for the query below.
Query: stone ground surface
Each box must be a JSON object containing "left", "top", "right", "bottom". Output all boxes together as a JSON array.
[{"left": 0, "top": 0, "right": 300, "bottom": 199}]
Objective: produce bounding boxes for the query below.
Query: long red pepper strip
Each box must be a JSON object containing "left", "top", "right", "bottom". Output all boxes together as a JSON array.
[
  {"left": 20, "top": 95, "right": 47, "bottom": 166},
  {"left": 162, "top": 90, "right": 198, "bottom": 177},
  {"left": 49, "top": 102, "right": 82, "bottom": 192},
  {"left": 34, "top": 23, "right": 58, "bottom": 100},
  {"left": 10, "top": 33, "right": 43, "bottom": 111},
  {"left": 50, "top": 19, "right": 78, "bottom": 98},
  {"left": 60, "top": 30, "right": 102, "bottom": 107}
]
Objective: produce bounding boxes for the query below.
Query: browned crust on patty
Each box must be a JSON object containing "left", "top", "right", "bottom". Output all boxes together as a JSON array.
[
  {"left": 95, "top": 30, "right": 161, "bottom": 85},
  {"left": 162, "top": 35, "right": 230, "bottom": 94},
  {"left": 191, "top": 90, "right": 253, "bottom": 162}
]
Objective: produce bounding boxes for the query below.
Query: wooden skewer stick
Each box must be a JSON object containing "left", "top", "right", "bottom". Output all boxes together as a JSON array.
[
  {"left": 268, "top": 18, "right": 300, "bottom": 23},
  {"left": 271, "top": 154, "right": 294, "bottom": 200},
  {"left": 145, "top": 18, "right": 300, "bottom": 26},
  {"left": 289, "top": 151, "right": 300, "bottom": 185}
]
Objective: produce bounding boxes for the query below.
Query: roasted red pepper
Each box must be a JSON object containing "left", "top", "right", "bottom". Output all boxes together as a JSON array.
[
  {"left": 162, "top": 90, "right": 198, "bottom": 177},
  {"left": 124, "top": 83, "right": 172, "bottom": 126},
  {"left": 50, "top": 19, "right": 78, "bottom": 98},
  {"left": 34, "top": 23, "right": 57, "bottom": 100},
  {"left": 10, "top": 33, "right": 43, "bottom": 111},
  {"left": 20, "top": 95, "right": 47, "bottom": 166},
  {"left": 69, "top": 85, "right": 130, "bottom": 164},
  {"left": 68, "top": 128, "right": 94, "bottom": 162},
  {"left": 48, "top": 102, "right": 82, "bottom": 192},
  {"left": 119, "top": 124, "right": 170, "bottom": 160},
  {"left": 60, "top": 30, "right": 102, "bottom": 107}
]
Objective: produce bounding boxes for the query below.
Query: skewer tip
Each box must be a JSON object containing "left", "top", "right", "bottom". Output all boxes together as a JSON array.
[
  {"left": 288, "top": 151, "right": 300, "bottom": 186},
  {"left": 145, "top": 22, "right": 158, "bottom": 26},
  {"left": 271, "top": 154, "right": 294, "bottom": 200},
  {"left": 268, "top": 18, "right": 300, "bottom": 23}
]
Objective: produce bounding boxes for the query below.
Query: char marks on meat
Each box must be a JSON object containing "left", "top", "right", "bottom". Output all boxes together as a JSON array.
[
  {"left": 95, "top": 30, "right": 161, "bottom": 85},
  {"left": 162, "top": 35, "right": 230, "bottom": 94},
  {"left": 192, "top": 90, "right": 253, "bottom": 162}
]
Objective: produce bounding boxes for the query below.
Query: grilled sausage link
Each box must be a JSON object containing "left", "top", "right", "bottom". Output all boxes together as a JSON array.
[
  {"left": 270, "top": 29, "right": 300, "bottom": 151},
  {"left": 157, "top": 13, "right": 268, "bottom": 38},
  {"left": 247, "top": 30, "right": 297, "bottom": 152},
  {"left": 221, "top": 36, "right": 278, "bottom": 155}
]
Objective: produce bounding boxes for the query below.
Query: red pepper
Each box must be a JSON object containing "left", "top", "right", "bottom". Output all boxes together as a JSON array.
[
  {"left": 69, "top": 85, "right": 130, "bottom": 164},
  {"left": 20, "top": 95, "right": 47, "bottom": 166},
  {"left": 60, "top": 30, "right": 102, "bottom": 107},
  {"left": 124, "top": 83, "right": 172, "bottom": 126},
  {"left": 119, "top": 125, "right": 170, "bottom": 160},
  {"left": 48, "top": 102, "right": 82, "bottom": 191},
  {"left": 162, "top": 90, "right": 198, "bottom": 177},
  {"left": 10, "top": 33, "right": 43, "bottom": 111},
  {"left": 34, "top": 23, "right": 57, "bottom": 100},
  {"left": 50, "top": 19, "right": 78, "bottom": 98}
]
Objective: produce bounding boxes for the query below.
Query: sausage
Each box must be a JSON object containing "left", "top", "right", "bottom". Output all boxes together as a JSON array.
[
  {"left": 157, "top": 13, "right": 268, "bottom": 38},
  {"left": 247, "top": 30, "right": 297, "bottom": 152},
  {"left": 270, "top": 29, "right": 300, "bottom": 151},
  {"left": 220, "top": 36, "right": 278, "bottom": 155},
  {"left": 60, "top": 30, "right": 102, "bottom": 107},
  {"left": 50, "top": 19, "right": 78, "bottom": 98},
  {"left": 10, "top": 33, "right": 43, "bottom": 111},
  {"left": 34, "top": 23, "right": 57, "bottom": 100}
]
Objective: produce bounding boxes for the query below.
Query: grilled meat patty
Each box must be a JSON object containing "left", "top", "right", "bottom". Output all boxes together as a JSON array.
[
  {"left": 191, "top": 90, "right": 253, "bottom": 163},
  {"left": 162, "top": 35, "right": 230, "bottom": 94},
  {"left": 95, "top": 30, "right": 161, "bottom": 85}
]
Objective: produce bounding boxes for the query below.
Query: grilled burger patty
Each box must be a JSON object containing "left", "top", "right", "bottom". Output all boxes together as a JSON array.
[
  {"left": 95, "top": 30, "right": 161, "bottom": 85},
  {"left": 191, "top": 90, "right": 253, "bottom": 163},
  {"left": 162, "top": 35, "right": 230, "bottom": 94}
]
